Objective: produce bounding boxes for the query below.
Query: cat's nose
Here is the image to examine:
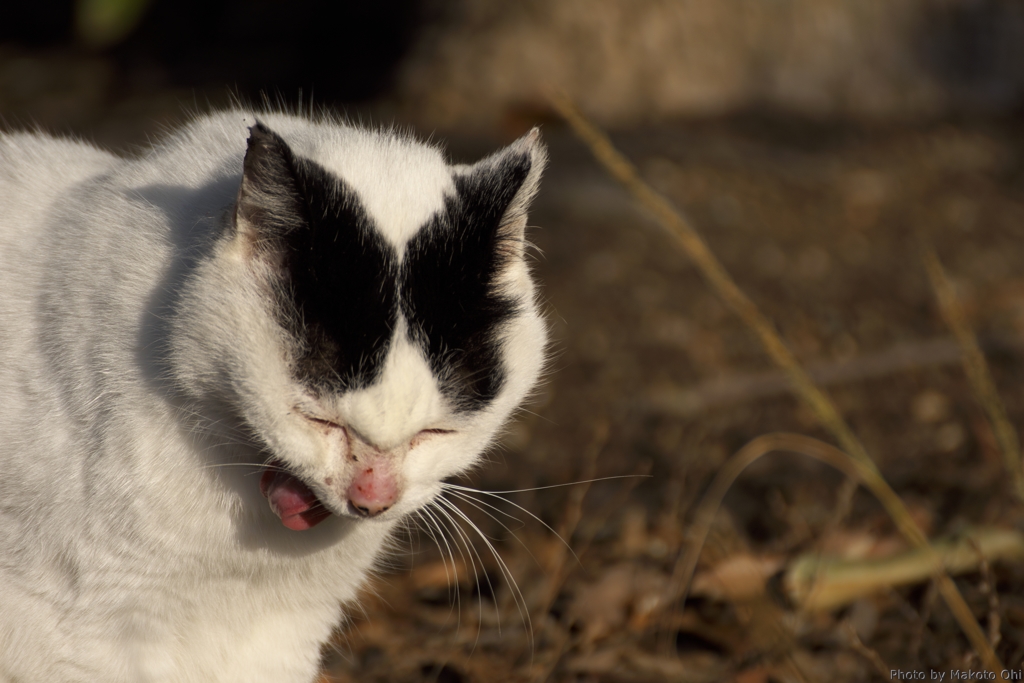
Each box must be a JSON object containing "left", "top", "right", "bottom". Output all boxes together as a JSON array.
[{"left": 346, "top": 465, "right": 399, "bottom": 517}]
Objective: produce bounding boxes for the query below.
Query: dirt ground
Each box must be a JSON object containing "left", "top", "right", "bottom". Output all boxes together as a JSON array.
[{"left": 5, "top": 49, "right": 1024, "bottom": 683}]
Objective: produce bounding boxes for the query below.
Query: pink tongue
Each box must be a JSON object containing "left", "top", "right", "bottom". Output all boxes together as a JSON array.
[{"left": 259, "top": 465, "right": 332, "bottom": 531}]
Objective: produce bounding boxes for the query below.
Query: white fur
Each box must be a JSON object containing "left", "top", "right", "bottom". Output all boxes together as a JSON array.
[{"left": 0, "top": 111, "right": 547, "bottom": 682}]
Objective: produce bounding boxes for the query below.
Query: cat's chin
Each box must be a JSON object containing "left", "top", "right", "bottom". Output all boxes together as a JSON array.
[{"left": 259, "top": 463, "right": 333, "bottom": 531}]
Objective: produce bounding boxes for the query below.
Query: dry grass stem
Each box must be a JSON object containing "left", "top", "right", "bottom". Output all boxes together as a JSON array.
[
  {"left": 538, "top": 418, "right": 608, "bottom": 616},
  {"left": 822, "top": 477, "right": 860, "bottom": 541},
  {"left": 923, "top": 246, "right": 1024, "bottom": 503},
  {"left": 910, "top": 580, "right": 939, "bottom": 661},
  {"left": 843, "top": 621, "right": 893, "bottom": 680},
  {"left": 668, "top": 434, "right": 870, "bottom": 614},
  {"left": 667, "top": 436, "right": 1003, "bottom": 671},
  {"left": 546, "top": 91, "right": 865, "bottom": 468},
  {"left": 785, "top": 527, "right": 1024, "bottom": 611},
  {"left": 642, "top": 335, "right": 1024, "bottom": 417},
  {"left": 531, "top": 419, "right": 610, "bottom": 683},
  {"left": 548, "top": 90, "right": 1003, "bottom": 672},
  {"left": 970, "top": 540, "right": 1002, "bottom": 651},
  {"left": 649, "top": 325, "right": 1015, "bottom": 565}
]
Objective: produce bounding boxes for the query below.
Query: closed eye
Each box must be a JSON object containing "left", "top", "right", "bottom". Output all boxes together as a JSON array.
[
  {"left": 298, "top": 411, "right": 343, "bottom": 430},
  {"left": 411, "top": 428, "right": 455, "bottom": 447}
]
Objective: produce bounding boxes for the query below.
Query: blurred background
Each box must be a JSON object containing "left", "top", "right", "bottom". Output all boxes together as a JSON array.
[
  {"left": 8, "top": 0, "right": 1024, "bottom": 139},
  {"left": 5, "top": 1, "right": 1024, "bottom": 681}
]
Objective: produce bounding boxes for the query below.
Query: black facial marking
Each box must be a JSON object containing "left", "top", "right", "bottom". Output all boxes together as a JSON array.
[
  {"left": 238, "top": 123, "right": 398, "bottom": 391},
  {"left": 401, "top": 153, "right": 532, "bottom": 411},
  {"left": 238, "top": 124, "right": 537, "bottom": 406}
]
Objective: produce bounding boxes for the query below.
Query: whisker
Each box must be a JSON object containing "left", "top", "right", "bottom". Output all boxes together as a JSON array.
[
  {"left": 435, "top": 496, "right": 532, "bottom": 651},
  {"left": 443, "top": 490, "right": 542, "bottom": 568},
  {"left": 443, "top": 483, "right": 581, "bottom": 567},
  {"left": 444, "top": 489, "right": 527, "bottom": 529},
  {"left": 411, "top": 511, "right": 453, "bottom": 589},
  {"left": 198, "top": 462, "right": 285, "bottom": 472},
  {"left": 416, "top": 509, "right": 458, "bottom": 597},
  {"left": 418, "top": 505, "right": 464, "bottom": 626},
  {"left": 431, "top": 502, "right": 488, "bottom": 643},
  {"left": 431, "top": 500, "right": 489, "bottom": 648},
  {"left": 447, "top": 475, "right": 649, "bottom": 495}
]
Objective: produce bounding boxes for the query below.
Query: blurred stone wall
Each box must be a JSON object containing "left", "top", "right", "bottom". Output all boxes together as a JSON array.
[{"left": 392, "top": 0, "right": 1024, "bottom": 129}]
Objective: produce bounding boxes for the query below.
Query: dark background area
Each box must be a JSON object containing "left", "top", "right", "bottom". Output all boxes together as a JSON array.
[{"left": 1, "top": 0, "right": 421, "bottom": 101}]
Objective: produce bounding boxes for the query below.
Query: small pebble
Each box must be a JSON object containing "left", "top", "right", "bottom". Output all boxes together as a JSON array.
[
  {"left": 934, "top": 421, "right": 966, "bottom": 452},
  {"left": 796, "top": 246, "right": 831, "bottom": 280},
  {"left": 911, "top": 389, "right": 950, "bottom": 424}
]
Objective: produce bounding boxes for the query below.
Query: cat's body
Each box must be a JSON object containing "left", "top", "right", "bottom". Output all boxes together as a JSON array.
[{"left": 0, "top": 111, "right": 546, "bottom": 682}]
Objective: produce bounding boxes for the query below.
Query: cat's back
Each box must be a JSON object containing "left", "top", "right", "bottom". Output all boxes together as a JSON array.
[
  {"left": 0, "top": 117, "right": 254, "bottom": 328},
  {"left": 0, "top": 133, "right": 118, "bottom": 371},
  {"left": 0, "top": 131, "right": 117, "bottom": 244},
  {"left": 0, "top": 130, "right": 117, "bottom": 191},
  {"left": 0, "top": 117, "right": 246, "bottom": 258},
  {"left": 0, "top": 133, "right": 117, "bottom": 371}
]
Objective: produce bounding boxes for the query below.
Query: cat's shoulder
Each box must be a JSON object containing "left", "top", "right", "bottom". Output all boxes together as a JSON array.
[
  {"left": 0, "top": 127, "right": 112, "bottom": 160},
  {"left": 0, "top": 129, "right": 117, "bottom": 188}
]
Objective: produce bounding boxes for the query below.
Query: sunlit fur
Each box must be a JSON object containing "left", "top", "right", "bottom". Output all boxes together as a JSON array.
[{"left": 0, "top": 110, "right": 547, "bottom": 683}]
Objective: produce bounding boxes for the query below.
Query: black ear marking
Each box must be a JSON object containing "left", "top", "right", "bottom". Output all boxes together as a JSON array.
[
  {"left": 234, "top": 122, "right": 306, "bottom": 247},
  {"left": 400, "top": 149, "right": 537, "bottom": 412},
  {"left": 234, "top": 121, "right": 400, "bottom": 392}
]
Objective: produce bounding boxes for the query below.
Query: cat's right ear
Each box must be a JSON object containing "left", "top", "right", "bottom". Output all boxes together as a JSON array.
[{"left": 232, "top": 122, "right": 306, "bottom": 257}]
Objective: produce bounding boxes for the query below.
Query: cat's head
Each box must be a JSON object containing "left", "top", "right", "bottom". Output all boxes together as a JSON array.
[{"left": 174, "top": 116, "right": 547, "bottom": 530}]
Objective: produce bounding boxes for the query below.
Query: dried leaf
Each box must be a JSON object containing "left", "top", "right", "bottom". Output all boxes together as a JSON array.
[{"left": 690, "top": 553, "right": 785, "bottom": 602}]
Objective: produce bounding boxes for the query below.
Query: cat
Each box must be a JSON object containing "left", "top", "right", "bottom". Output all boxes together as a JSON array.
[{"left": 0, "top": 110, "right": 547, "bottom": 682}]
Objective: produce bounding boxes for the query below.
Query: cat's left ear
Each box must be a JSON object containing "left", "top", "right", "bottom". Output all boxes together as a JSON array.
[
  {"left": 458, "top": 127, "right": 547, "bottom": 248},
  {"left": 491, "top": 127, "right": 547, "bottom": 235}
]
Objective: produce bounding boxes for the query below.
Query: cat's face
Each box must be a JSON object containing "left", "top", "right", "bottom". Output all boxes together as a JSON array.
[{"left": 181, "top": 120, "right": 547, "bottom": 531}]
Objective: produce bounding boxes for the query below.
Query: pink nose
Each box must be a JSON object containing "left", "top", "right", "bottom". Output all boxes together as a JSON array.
[{"left": 346, "top": 466, "right": 399, "bottom": 517}]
